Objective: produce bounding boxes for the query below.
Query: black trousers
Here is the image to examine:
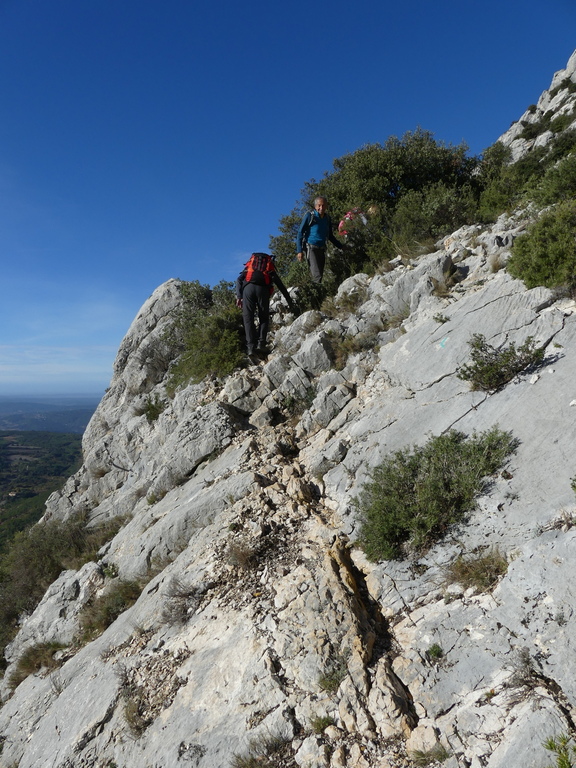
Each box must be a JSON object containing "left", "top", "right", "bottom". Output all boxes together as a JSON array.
[{"left": 242, "top": 283, "right": 270, "bottom": 351}]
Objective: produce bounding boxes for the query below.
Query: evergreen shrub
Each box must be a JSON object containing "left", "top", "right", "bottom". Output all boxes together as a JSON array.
[
  {"left": 167, "top": 280, "right": 244, "bottom": 390},
  {"left": 355, "top": 428, "right": 518, "bottom": 561},
  {"left": 508, "top": 200, "right": 576, "bottom": 290},
  {"left": 531, "top": 154, "right": 576, "bottom": 206},
  {"left": 543, "top": 734, "right": 576, "bottom": 768},
  {"left": 457, "top": 334, "right": 544, "bottom": 392}
]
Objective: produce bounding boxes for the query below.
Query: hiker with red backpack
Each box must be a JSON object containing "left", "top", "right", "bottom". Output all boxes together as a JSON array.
[
  {"left": 296, "top": 196, "right": 346, "bottom": 283},
  {"left": 236, "top": 253, "right": 294, "bottom": 359}
]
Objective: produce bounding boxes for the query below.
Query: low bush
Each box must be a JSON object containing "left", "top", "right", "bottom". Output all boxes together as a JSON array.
[
  {"left": 426, "top": 643, "right": 444, "bottom": 662},
  {"left": 531, "top": 154, "right": 576, "bottom": 207},
  {"left": 508, "top": 200, "right": 576, "bottom": 290},
  {"left": 318, "top": 654, "right": 349, "bottom": 693},
  {"left": 457, "top": 333, "right": 544, "bottom": 392},
  {"left": 78, "top": 579, "right": 144, "bottom": 643},
  {"left": 355, "top": 427, "right": 518, "bottom": 561},
  {"left": 226, "top": 539, "right": 259, "bottom": 571},
  {"left": 446, "top": 548, "right": 508, "bottom": 591},
  {"left": 231, "top": 732, "right": 294, "bottom": 768},
  {"left": 391, "top": 181, "right": 478, "bottom": 243},
  {"left": 310, "top": 714, "right": 336, "bottom": 733},
  {"left": 8, "top": 641, "right": 66, "bottom": 691},
  {"left": 161, "top": 577, "right": 200, "bottom": 625},
  {"left": 136, "top": 393, "right": 167, "bottom": 423},
  {"left": 410, "top": 743, "right": 451, "bottom": 766},
  {"left": 508, "top": 646, "right": 540, "bottom": 690},
  {"left": 327, "top": 329, "right": 380, "bottom": 370}
]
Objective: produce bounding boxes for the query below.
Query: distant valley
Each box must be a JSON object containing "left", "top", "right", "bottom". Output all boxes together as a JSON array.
[
  {"left": 0, "top": 395, "right": 100, "bottom": 433},
  {"left": 0, "top": 397, "right": 99, "bottom": 545}
]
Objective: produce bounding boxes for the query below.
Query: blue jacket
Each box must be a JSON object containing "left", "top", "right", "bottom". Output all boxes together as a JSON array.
[{"left": 296, "top": 210, "right": 344, "bottom": 253}]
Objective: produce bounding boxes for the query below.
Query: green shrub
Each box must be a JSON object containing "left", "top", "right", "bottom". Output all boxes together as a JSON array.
[
  {"left": 169, "top": 308, "right": 244, "bottom": 388},
  {"left": 549, "top": 78, "right": 576, "bottom": 99},
  {"left": 477, "top": 145, "right": 548, "bottom": 220},
  {"left": 519, "top": 111, "right": 553, "bottom": 140},
  {"left": 543, "top": 733, "right": 576, "bottom": 768},
  {"left": 477, "top": 130, "right": 576, "bottom": 221},
  {"left": 310, "top": 714, "right": 336, "bottom": 733},
  {"left": 508, "top": 200, "right": 576, "bottom": 290},
  {"left": 318, "top": 654, "right": 349, "bottom": 692},
  {"left": 140, "top": 393, "right": 167, "bottom": 423},
  {"left": 167, "top": 280, "right": 245, "bottom": 390},
  {"left": 270, "top": 128, "right": 479, "bottom": 288},
  {"left": 531, "top": 153, "right": 576, "bottom": 206},
  {"left": 457, "top": 333, "right": 544, "bottom": 392},
  {"left": 446, "top": 548, "right": 508, "bottom": 591},
  {"left": 355, "top": 427, "right": 518, "bottom": 561},
  {"left": 391, "top": 181, "right": 478, "bottom": 243},
  {"left": 426, "top": 643, "right": 444, "bottom": 661}
]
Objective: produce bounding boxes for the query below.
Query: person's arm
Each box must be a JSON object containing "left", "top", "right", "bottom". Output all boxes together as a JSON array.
[
  {"left": 272, "top": 272, "right": 295, "bottom": 310},
  {"left": 235, "top": 271, "right": 246, "bottom": 306},
  {"left": 327, "top": 215, "right": 345, "bottom": 250},
  {"left": 296, "top": 212, "right": 312, "bottom": 257}
]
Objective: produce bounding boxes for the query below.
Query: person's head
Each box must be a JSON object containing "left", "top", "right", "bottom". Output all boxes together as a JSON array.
[{"left": 314, "top": 196, "right": 328, "bottom": 216}]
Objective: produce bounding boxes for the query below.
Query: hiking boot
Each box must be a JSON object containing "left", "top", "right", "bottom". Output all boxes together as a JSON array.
[{"left": 256, "top": 343, "right": 270, "bottom": 357}]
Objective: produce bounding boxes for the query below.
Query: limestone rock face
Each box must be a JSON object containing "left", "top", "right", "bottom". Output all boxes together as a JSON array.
[
  {"left": 3, "top": 53, "right": 576, "bottom": 768},
  {"left": 498, "top": 48, "right": 576, "bottom": 160}
]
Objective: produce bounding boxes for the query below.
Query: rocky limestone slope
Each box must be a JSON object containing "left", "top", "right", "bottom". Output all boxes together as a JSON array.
[{"left": 1, "top": 53, "right": 576, "bottom": 768}]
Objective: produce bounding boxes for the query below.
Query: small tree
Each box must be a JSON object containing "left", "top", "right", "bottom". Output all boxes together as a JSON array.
[{"left": 457, "top": 334, "right": 544, "bottom": 392}]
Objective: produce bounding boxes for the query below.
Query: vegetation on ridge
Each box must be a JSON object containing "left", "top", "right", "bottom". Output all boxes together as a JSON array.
[
  {"left": 166, "top": 279, "right": 245, "bottom": 390},
  {"left": 164, "top": 110, "right": 576, "bottom": 390},
  {"left": 0, "top": 515, "right": 125, "bottom": 668}
]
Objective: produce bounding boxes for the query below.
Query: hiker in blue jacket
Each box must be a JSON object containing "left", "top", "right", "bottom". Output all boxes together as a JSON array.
[{"left": 296, "top": 196, "right": 346, "bottom": 283}]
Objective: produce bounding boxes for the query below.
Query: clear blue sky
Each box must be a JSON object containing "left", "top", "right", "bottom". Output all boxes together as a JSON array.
[{"left": 1, "top": 0, "right": 575, "bottom": 396}]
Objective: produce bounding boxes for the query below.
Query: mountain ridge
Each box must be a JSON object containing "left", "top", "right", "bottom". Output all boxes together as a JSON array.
[{"left": 1, "top": 51, "right": 576, "bottom": 768}]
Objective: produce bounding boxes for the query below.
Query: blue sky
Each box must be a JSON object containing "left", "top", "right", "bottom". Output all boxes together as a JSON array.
[{"left": 1, "top": 0, "right": 575, "bottom": 396}]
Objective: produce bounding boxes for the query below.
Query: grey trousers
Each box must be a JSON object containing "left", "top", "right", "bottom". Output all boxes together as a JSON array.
[{"left": 307, "top": 244, "right": 326, "bottom": 283}]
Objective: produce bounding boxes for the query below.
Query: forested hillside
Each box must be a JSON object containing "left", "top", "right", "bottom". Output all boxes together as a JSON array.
[{"left": 0, "top": 432, "right": 82, "bottom": 551}]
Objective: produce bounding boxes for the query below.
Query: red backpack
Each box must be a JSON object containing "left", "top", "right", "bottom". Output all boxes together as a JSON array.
[{"left": 245, "top": 253, "right": 275, "bottom": 295}]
